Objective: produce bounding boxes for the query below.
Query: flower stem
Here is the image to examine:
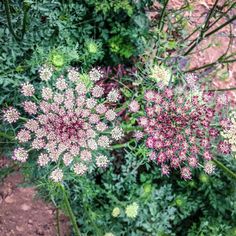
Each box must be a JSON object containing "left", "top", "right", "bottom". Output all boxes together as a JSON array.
[
  {"left": 56, "top": 208, "right": 61, "bottom": 236},
  {"left": 208, "top": 87, "right": 236, "bottom": 92},
  {"left": 60, "top": 185, "right": 81, "bottom": 236},
  {"left": 109, "top": 139, "right": 135, "bottom": 150},
  {"left": 158, "top": 0, "right": 170, "bottom": 30},
  {"left": 213, "top": 158, "right": 236, "bottom": 181},
  {"left": 3, "top": 0, "right": 21, "bottom": 41}
]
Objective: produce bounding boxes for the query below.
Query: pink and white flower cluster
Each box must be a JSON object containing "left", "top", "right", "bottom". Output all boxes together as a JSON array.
[
  {"left": 132, "top": 87, "right": 230, "bottom": 179},
  {"left": 3, "top": 66, "right": 123, "bottom": 182}
]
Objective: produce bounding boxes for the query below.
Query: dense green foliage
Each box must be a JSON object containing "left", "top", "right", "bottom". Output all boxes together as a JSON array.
[
  {"left": 0, "top": 0, "right": 151, "bottom": 106},
  {"left": 1, "top": 1, "right": 236, "bottom": 236}
]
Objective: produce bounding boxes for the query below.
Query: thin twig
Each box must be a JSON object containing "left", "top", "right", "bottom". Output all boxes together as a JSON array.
[
  {"left": 184, "top": 15, "right": 236, "bottom": 55},
  {"left": 208, "top": 87, "right": 236, "bottom": 92},
  {"left": 158, "top": 0, "right": 170, "bottom": 30}
]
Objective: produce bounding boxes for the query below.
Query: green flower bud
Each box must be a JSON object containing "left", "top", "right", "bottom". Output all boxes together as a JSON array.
[
  {"left": 143, "top": 183, "right": 152, "bottom": 194},
  {"left": 87, "top": 41, "right": 99, "bottom": 54},
  {"left": 112, "top": 207, "right": 120, "bottom": 217},
  {"left": 188, "top": 180, "right": 196, "bottom": 188},
  {"left": 16, "top": 66, "right": 24, "bottom": 73},
  {"left": 175, "top": 196, "right": 185, "bottom": 208},
  {"left": 51, "top": 53, "right": 65, "bottom": 68},
  {"left": 199, "top": 173, "right": 209, "bottom": 184}
]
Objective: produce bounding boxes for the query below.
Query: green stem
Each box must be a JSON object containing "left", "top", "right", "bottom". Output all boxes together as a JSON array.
[
  {"left": 204, "top": 15, "right": 236, "bottom": 38},
  {"left": 56, "top": 208, "right": 61, "bottom": 236},
  {"left": 184, "top": 15, "right": 236, "bottom": 56},
  {"left": 213, "top": 159, "right": 236, "bottom": 181},
  {"left": 0, "top": 132, "right": 15, "bottom": 140},
  {"left": 3, "top": 0, "right": 21, "bottom": 41},
  {"left": 3, "top": 0, "right": 30, "bottom": 41},
  {"left": 60, "top": 185, "right": 81, "bottom": 236},
  {"left": 208, "top": 2, "right": 236, "bottom": 29},
  {"left": 184, "top": 53, "right": 235, "bottom": 73},
  {"left": 109, "top": 139, "right": 135, "bottom": 150},
  {"left": 208, "top": 87, "right": 236, "bottom": 92},
  {"left": 21, "top": 3, "right": 30, "bottom": 40},
  {"left": 158, "top": 0, "right": 170, "bottom": 30},
  {"left": 184, "top": 0, "right": 219, "bottom": 49}
]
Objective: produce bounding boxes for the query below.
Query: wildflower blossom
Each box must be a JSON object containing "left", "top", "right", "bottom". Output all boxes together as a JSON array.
[
  {"left": 96, "top": 155, "right": 109, "bottom": 168},
  {"left": 39, "top": 65, "right": 53, "bottom": 81},
  {"left": 112, "top": 207, "right": 121, "bottom": 217},
  {"left": 221, "top": 113, "right": 236, "bottom": 156},
  {"left": 13, "top": 147, "right": 28, "bottom": 162},
  {"left": 92, "top": 85, "right": 104, "bottom": 98},
  {"left": 133, "top": 86, "right": 225, "bottom": 179},
  {"left": 107, "top": 89, "right": 120, "bottom": 103},
  {"left": 17, "top": 129, "right": 31, "bottom": 143},
  {"left": 68, "top": 67, "right": 80, "bottom": 82},
  {"left": 56, "top": 77, "right": 68, "bottom": 91},
  {"left": 6, "top": 67, "right": 122, "bottom": 181},
  {"left": 42, "top": 87, "right": 53, "bottom": 100},
  {"left": 129, "top": 100, "right": 140, "bottom": 112},
  {"left": 111, "top": 127, "right": 123, "bottom": 140},
  {"left": 38, "top": 153, "right": 50, "bottom": 166},
  {"left": 89, "top": 67, "right": 103, "bottom": 81},
  {"left": 149, "top": 65, "right": 171, "bottom": 86},
  {"left": 133, "top": 131, "right": 144, "bottom": 140},
  {"left": 125, "top": 202, "right": 139, "bottom": 219},
  {"left": 21, "top": 82, "right": 35, "bottom": 97},
  {"left": 218, "top": 141, "right": 231, "bottom": 154},
  {"left": 3, "top": 107, "right": 20, "bottom": 123},
  {"left": 104, "top": 233, "right": 115, "bottom": 236},
  {"left": 204, "top": 161, "right": 215, "bottom": 175},
  {"left": 74, "top": 163, "right": 88, "bottom": 175},
  {"left": 23, "top": 101, "right": 37, "bottom": 115},
  {"left": 50, "top": 168, "right": 63, "bottom": 182}
]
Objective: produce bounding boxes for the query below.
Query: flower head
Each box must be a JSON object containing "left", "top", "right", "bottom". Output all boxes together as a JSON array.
[
  {"left": 133, "top": 85, "right": 224, "bottom": 179},
  {"left": 149, "top": 65, "right": 171, "bottom": 86},
  {"left": 112, "top": 207, "right": 121, "bottom": 217},
  {"left": 8, "top": 66, "right": 122, "bottom": 179},
  {"left": 50, "top": 168, "right": 63, "bottom": 182},
  {"left": 3, "top": 107, "right": 20, "bottom": 123},
  {"left": 89, "top": 68, "right": 103, "bottom": 81},
  {"left": 13, "top": 147, "right": 28, "bottom": 162},
  {"left": 21, "top": 82, "right": 35, "bottom": 97},
  {"left": 204, "top": 161, "right": 215, "bottom": 175},
  {"left": 125, "top": 202, "right": 139, "bottom": 219},
  {"left": 39, "top": 65, "right": 53, "bottom": 81},
  {"left": 221, "top": 113, "right": 236, "bottom": 156}
]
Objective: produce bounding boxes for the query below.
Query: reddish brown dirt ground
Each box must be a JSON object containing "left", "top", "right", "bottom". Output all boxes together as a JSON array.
[{"left": 0, "top": 160, "right": 70, "bottom": 236}]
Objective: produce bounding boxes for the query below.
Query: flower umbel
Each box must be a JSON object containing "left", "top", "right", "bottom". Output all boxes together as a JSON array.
[
  {"left": 133, "top": 86, "right": 226, "bottom": 179},
  {"left": 5, "top": 66, "right": 122, "bottom": 182},
  {"left": 125, "top": 202, "right": 139, "bottom": 219}
]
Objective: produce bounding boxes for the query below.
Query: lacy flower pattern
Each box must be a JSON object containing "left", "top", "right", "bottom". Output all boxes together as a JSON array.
[
  {"left": 133, "top": 86, "right": 230, "bottom": 179},
  {"left": 3, "top": 66, "right": 123, "bottom": 182}
]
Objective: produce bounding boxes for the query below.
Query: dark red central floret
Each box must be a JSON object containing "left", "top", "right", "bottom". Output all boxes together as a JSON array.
[{"left": 44, "top": 113, "right": 86, "bottom": 142}]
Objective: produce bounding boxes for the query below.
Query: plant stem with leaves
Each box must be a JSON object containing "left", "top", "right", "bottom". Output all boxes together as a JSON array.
[{"left": 60, "top": 184, "right": 81, "bottom": 236}]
